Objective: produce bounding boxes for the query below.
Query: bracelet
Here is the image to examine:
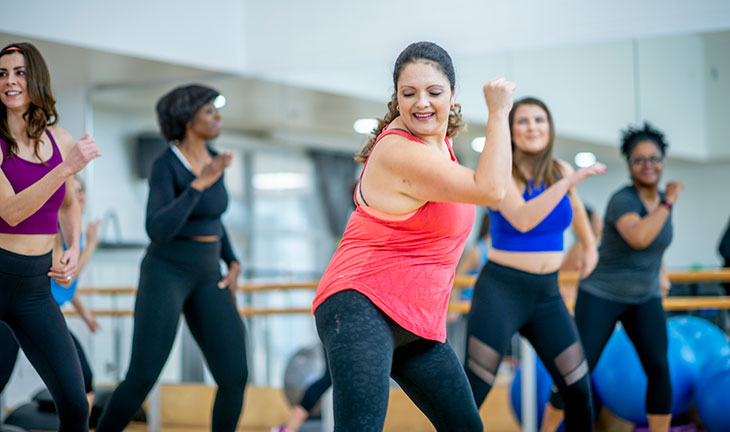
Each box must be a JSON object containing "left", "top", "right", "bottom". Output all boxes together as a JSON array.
[{"left": 660, "top": 199, "right": 673, "bottom": 211}]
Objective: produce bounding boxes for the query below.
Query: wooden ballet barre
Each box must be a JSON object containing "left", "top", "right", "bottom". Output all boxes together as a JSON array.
[
  {"left": 71, "top": 268, "right": 730, "bottom": 296},
  {"left": 63, "top": 296, "right": 730, "bottom": 318}
]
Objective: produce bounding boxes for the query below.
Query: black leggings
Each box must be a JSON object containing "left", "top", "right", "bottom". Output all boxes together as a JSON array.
[
  {"left": 299, "top": 351, "right": 331, "bottom": 414},
  {"left": 465, "top": 261, "right": 593, "bottom": 431},
  {"left": 549, "top": 290, "right": 671, "bottom": 415},
  {"left": 0, "top": 247, "right": 88, "bottom": 431},
  {"left": 315, "top": 290, "right": 483, "bottom": 432},
  {"left": 95, "top": 240, "right": 248, "bottom": 432},
  {"left": 0, "top": 322, "right": 94, "bottom": 394}
]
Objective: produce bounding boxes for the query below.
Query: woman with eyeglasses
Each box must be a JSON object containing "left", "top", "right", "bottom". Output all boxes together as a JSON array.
[{"left": 541, "top": 122, "right": 682, "bottom": 432}]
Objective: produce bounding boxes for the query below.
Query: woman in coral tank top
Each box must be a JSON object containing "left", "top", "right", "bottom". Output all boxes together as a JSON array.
[{"left": 312, "top": 41, "right": 514, "bottom": 432}]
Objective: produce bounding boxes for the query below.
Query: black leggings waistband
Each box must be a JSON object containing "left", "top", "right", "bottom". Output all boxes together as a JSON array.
[{"left": 0, "top": 246, "right": 52, "bottom": 277}]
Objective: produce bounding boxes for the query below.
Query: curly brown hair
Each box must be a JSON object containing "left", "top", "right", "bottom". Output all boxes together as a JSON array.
[{"left": 355, "top": 42, "right": 464, "bottom": 163}]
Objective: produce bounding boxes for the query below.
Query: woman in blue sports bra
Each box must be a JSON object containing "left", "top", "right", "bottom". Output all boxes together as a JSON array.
[{"left": 464, "top": 97, "right": 605, "bottom": 431}]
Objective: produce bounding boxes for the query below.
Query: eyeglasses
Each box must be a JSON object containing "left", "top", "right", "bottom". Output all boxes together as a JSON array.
[{"left": 629, "top": 156, "right": 664, "bottom": 166}]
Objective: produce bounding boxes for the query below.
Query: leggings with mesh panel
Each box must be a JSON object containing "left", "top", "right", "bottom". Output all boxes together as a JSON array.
[
  {"left": 315, "top": 289, "right": 483, "bottom": 432},
  {"left": 0, "top": 247, "right": 88, "bottom": 432},
  {"left": 548, "top": 289, "right": 671, "bottom": 415},
  {"left": 465, "top": 261, "right": 593, "bottom": 431}
]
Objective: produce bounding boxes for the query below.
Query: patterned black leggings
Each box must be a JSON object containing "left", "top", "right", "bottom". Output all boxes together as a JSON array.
[{"left": 315, "top": 289, "right": 483, "bottom": 432}]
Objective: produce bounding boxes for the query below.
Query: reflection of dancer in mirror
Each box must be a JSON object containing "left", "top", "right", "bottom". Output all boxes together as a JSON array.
[
  {"left": 0, "top": 175, "right": 100, "bottom": 411},
  {"left": 313, "top": 41, "right": 514, "bottom": 431},
  {"left": 464, "top": 97, "right": 605, "bottom": 432},
  {"left": 0, "top": 42, "right": 101, "bottom": 432},
  {"left": 542, "top": 122, "right": 681, "bottom": 432},
  {"left": 96, "top": 85, "right": 247, "bottom": 432}
]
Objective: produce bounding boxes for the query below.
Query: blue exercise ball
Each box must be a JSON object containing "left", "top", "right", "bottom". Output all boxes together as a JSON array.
[
  {"left": 510, "top": 357, "right": 553, "bottom": 427},
  {"left": 667, "top": 315, "right": 730, "bottom": 370},
  {"left": 695, "top": 355, "right": 730, "bottom": 432},
  {"left": 591, "top": 324, "right": 698, "bottom": 425}
]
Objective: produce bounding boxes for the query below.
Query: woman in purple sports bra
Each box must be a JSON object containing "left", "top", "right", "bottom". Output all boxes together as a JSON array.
[{"left": 0, "top": 42, "right": 101, "bottom": 432}]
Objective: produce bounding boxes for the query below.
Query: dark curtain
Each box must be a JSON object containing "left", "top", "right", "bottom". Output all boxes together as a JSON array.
[{"left": 309, "top": 149, "right": 358, "bottom": 237}]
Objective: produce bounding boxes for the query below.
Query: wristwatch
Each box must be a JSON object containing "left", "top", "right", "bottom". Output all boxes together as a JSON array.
[{"left": 660, "top": 199, "right": 673, "bottom": 210}]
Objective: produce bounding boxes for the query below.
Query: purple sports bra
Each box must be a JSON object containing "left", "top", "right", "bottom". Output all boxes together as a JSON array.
[{"left": 0, "top": 130, "right": 66, "bottom": 234}]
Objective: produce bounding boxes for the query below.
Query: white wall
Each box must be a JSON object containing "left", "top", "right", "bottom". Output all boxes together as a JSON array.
[{"left": 1, "top": 0, "right": 247, "bottom": 72}]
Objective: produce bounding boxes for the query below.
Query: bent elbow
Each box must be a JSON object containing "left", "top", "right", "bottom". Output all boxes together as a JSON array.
[
  {"left": 476, "top": 184, "right": 507, "bottom": 207},
  {"left": 0, "top": 213, "right": 21, "bottom": 227}
]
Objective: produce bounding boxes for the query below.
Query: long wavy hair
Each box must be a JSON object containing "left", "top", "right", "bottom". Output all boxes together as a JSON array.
[
  {"left": 509, "top": 97, "right": 564, "bottom": 190},
  {"left": 0, "top": 42, "right": 58, "bottom": 161},
  {"left": 355, "top": 41, "right": 464, "bottom": 163}
]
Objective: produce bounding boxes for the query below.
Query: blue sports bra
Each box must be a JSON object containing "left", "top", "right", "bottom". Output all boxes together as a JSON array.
[{"left": 489, "top": 180, "right": 573, "bottom": 252}]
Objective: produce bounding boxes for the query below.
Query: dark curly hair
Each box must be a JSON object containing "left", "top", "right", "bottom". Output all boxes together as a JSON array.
[
  {"left": 620, "top": 122, "right": 668, "bottom": 161},
  {"left": 355, "top": 41, "right": 464, "bottom": 163},
  {"left": 156, "top": 84, "right": 219, "bottom": 142}
]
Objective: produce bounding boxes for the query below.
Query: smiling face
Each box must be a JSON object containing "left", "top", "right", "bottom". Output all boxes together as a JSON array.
[
  {"left": 186, "top": 101, "right": 222, "bottom": 140},
  {"left": 396, "top": 61, "right": 454, "bottom": 140},
  {"left": 628, "top": 140, "right": 664, "bottom": 187},
  {"left": 0, "top": 52, "right": 30, "bottom": 112},
  {"left": 511, "top": 104, "right": 551, "bottom": 154}
]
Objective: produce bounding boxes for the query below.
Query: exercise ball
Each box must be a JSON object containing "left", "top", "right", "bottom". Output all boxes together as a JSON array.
[
  {"left": 667, "top": 315, "right": 730, "bottom": 369},
  {"left": 283, "top": 344, "right": 326, "bottom": 412},
  {"left": 695, "top": 355, "right": 730, "bottom": 432},
  {"left": 509, "top": 357, "right": 554, "bottom": 427},
  {"left": 591, "top": 324, "right": 698, "bottom": 425}
]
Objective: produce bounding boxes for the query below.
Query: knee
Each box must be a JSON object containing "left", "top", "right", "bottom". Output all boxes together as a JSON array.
[
  {"left": 562, "top": 375, "right": 592, "bottom": 410},
  {"left": 217, "top": 365, "right": 248, "bottom": 391},
  {"left": 57, "top": 394, "right": 89, "bottom": 429}
]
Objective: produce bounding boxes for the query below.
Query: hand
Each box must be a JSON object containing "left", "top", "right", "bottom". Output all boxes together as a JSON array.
[
  {"left": 192, "top": 153, "right": 233, "bottom": 190},
  {"left": 218, "top": 261, "right": 240, "bottom": 302},
  {"left": 567, "top": 162, "right": 606, "bottom": 188},
  {"left": 85, "top": 220, "right": 101, "bottom": 249},
  {"left": 63, "top": 133, "right": 101, "bottom": 176},
  {"left": 483, "top": 78, "right": 516, "bottom": 115},
  {"left": 664, "top": 181, "right": 684, "bottom": 205},
  {"left": 49, "top": 246, "right": 79, "bottom": 285},
  {"left": 83, "top": 313, "right": 101, "bottom": 333},
  {"left": 660, "top": 273, "right": 671, "bottom": 297},
  {"left": 579, "top": 244, "right": 599, "bottom": 279}
]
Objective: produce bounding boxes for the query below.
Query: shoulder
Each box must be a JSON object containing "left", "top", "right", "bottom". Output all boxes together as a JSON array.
[
  {"left": 607, "top": 186, "right": 639, "bottom": 211},
  {"left": 149, "top": 147, "right": 176, "bottom": 177},
  {"left": 47, "top": 126, "right": 74, "bottom": 155},
  {"left": 368, "top": 132, "right": 428, "bottom": 166},
  {"left": 555, "top": 159, "right": 574, "bottom": 177}
]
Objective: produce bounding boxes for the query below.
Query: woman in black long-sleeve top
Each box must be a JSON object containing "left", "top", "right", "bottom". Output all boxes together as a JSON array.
[{"left": 96, "top": 85, "right": 247, "bottom": 432}]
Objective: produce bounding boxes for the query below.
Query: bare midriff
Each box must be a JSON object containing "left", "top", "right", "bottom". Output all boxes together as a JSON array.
[
  {"left": 0, "top": 233, "right": 56, "bottom": 256},
  {"left": 488, "top": 247, "right": 564, "bottom": 274}
]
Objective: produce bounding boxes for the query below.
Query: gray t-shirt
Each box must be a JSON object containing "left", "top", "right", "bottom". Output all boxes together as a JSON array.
[{"left": 579, "top": 185, "right": 673, "bottom": 303}]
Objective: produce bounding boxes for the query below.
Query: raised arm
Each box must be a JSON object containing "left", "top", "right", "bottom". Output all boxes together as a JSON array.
[
  {"left": 372, "top": 78, "right": 515, "bottom": 207},
  {"left": 495, "top": 161, "right": 605, "bottom": 233},
  {"left": 615, "top": 181, "right": 683, "bottom": 250},
  {"left": 567, "top": 187, "right": 598, "bottom": 278},
  {"left": 0, "top": 130, "right": 99, "bottom": 227}
]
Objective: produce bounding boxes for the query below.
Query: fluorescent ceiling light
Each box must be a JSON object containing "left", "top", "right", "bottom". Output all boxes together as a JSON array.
[
  {"left": 574, "top": 152, "right": 597, "bottom": 168},
  {"left": 214, "top": 94, "right": 226, "bottom": 109},
  {"left": 471, "top": 137, "right": 485, "bottom": 152},
  {"left": 253, "top": 172, "right": 309, "bottom": 191},
  {"left": 353, "top": 118, "right": 378, "bottom": 135}
]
